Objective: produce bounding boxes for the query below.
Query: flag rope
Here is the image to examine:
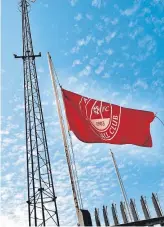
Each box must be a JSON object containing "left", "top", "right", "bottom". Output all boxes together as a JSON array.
[
  {"left": 58, "top": 83, "right": 83, "bottom": 209},
  {"left": 59, "top": 88, "right": 84, "bottom": 210},
  {"left": 155, "top": 115, "right": 164, "bottom": 127},
  {"left": 68, "top": 130, "right": 84, "bottom": 209},
  {"left": 47, "top": 53, "right": 83, "bottom": 213}
]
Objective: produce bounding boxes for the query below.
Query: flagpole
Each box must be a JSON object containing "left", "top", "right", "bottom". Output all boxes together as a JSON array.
[
  {"left": 47, "top": 52, "right": 80, "bottom": 218},
  {"left": 110, "top": 150, "right": 133, "bottom": 222}
]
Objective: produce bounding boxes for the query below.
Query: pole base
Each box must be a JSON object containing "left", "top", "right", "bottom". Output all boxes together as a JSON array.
[{"left": 78, "top": 209, "right": 92, "bottom": 226}]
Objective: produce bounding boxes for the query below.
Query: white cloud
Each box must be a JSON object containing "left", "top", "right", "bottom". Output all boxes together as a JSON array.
[
  {"left": 95, "top": 65, "right": 104, "bottom": 75},
  {"left": 74, "top": 13, "right": 82, "bottom": 21},
  {"left": 129, "top": 27, "right": 143, "bottom": 40},
  {"left": 111, "top": 18, "right": 119, "bottom": 25},
  {"left": 128, "top": 20, "right": 138, "bottom": 28},
  {"left": 42, "top": 101, "right": 49, "bottom": 106},
  {"left": 14, "top": 155, "right": 25, "bottom": 166},
  {"left": 151, "top": 0, "right": 164, "bottom": 7},
  {"left": 72, "top": 59, "right": 82, "bottom": 67},
  {"left": 97, "top": 39, "right": 104, "bottom": 46},
  {"left": 86, "top": 14, "right": 93, "bottom": 20},
  {"left": 89, "top": 57, "right": 99, "bottom": 66},
  {"left": 101, "top": 16, "right": 110, "bottom": 24},
  {"left": 77, "top": 35, "right": 92, "bottom": 47},
  {"left": 96, "top": 23, "right": 104, "bottom": 31},
  {"left": 152, "top": 61, "right": 164, "bottom": 77},
  {"left": 101, "top": 16, "right": 119, "bottom": 25},
  {"left": 37, "top": 66, "right": 44, "bottom": 73},
  {"left": 102, "top": 73, "right": 110, "bottom": 79},
  {"left": 79, "top": 65, "right": 91, "bottom": 77},
  {"left": 70, "top": 0, "right": 78, "bottom": 6},
  {"left": 71, "top": 46, "right": 80, "bottom": 54},
  {"left": 0, "top": 215, "right": 26, "bottom": 227},
  {"left": 120, "top": 93, "right": 133, "bottom": 106},
  {"left": 68, "top": 76, "right": 78, "bottom": 84},
  {"left": 122, "top": 175, "right": 128, "bottom": 181},
  {"left": 121, "top": 3, "right": 140, "bottom": 16},
  {"left": 0, "top": 130, "right": 9, "bottom": 135},
  {"left": 112, "top": 92, "right": 119, "bottom": 97},
  {"left": 138, "top": 35, "right": 156, "bottom": 52},
  {"left": 105, "top": 48, "right": 113, "bottom": 55},
  {"left": 92, "top": 0, "right": 102, "bottom": 8},
  {"left": 2, "top": 138, "right": 17, "bottom": 147},
  {"left": 111, "top": 61, "right": 123, "bottom": 68},
  {"left": 105, "top": 32, "right": 116, "bottom": 43},
  {"left": 95, "top": 60, "right": 106, "bottom": 75},
  {"left": 2, "top": 3, "right": 164, "bottom": 223},
  {"left": 145, "top": 14, "right": 164, "bottom": 37},
  {"left": 134, "top": 79, "right": 148, "bottom": 90},
  {"left": 13, "top": 104, "right": 24, "bottom": 112},
  {"left": 71, "top": 35, "right": 93, "bottom": 54},
  {"left": 3, "top": 173, "right": 15, "bottom": 181},
  {"left": 7, "top": 116, "right": 12, "bottom": 120},
  {"left": 131, "top": 35, "right": 156, "bottom": 61}
]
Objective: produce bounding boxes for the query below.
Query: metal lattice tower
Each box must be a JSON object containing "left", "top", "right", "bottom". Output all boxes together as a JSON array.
[{"left": 14, "top": 0, "right": 60, "bottom": 226}]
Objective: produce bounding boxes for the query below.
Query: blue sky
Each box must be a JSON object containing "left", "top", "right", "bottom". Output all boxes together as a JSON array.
[{"left": 1, "top": 0, "right": 164, "bottom": 226}]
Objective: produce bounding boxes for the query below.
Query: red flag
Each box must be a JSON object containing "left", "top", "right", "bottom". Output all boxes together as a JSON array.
[{"left": 62, "top": 88, "right": 155, "bottom": 147}]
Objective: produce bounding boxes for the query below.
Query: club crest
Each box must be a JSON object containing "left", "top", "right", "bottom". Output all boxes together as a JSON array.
[{"left": 79, "top": 96, "right": 121, "bottom": 140}]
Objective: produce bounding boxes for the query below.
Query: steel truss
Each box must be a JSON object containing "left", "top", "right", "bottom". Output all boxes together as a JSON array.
[{"left": 14, "top": 0, "right": 60, "bottom": 226}]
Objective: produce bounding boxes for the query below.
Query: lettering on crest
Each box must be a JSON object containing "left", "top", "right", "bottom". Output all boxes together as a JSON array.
[{"left": 79, "top": 97, "right": 121, "bottom": 141}]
